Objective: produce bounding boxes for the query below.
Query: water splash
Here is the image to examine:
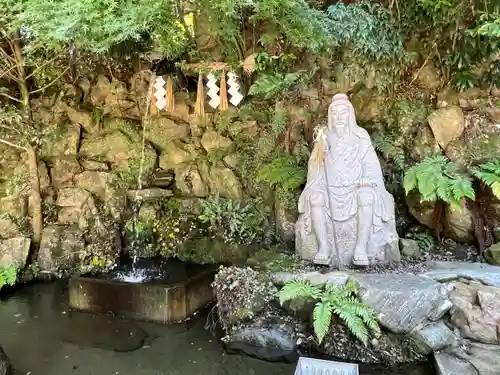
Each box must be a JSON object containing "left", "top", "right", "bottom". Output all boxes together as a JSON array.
[{"left": 114, "top": 268, "right": 149, "bottom": 283}]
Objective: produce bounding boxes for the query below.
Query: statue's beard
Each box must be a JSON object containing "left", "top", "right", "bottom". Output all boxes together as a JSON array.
[{"left": 333, "top": 124, "right": 348, "bottom": 137}]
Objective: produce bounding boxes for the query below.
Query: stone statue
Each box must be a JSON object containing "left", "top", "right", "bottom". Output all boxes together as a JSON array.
[{"left": 295, "top": 94, "right": 400, "bottom": 267}]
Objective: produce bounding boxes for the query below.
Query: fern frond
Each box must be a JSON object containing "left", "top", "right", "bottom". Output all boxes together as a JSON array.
[
  {"left": 403, "top": 167, "right": 418, "bottom": 195},
  {"left": 491, "top": 182, "right": 500, "bottom": 200},
  {"left": 313, "top": 300, "right": 333, "bottom": 344},
  {"left": 335, "top": 305, "right": 369, "bottom": 345},
  {"left": 278, "top": 280, "right": 322, "bottom": 306}
]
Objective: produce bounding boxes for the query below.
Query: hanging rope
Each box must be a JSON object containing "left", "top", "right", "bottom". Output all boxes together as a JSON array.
[
  {"left": 194, "top": 72, "right": 205, "bottom": 121},
  {"left": 219, "top": 70, "right": 228, "bottom": 112}
]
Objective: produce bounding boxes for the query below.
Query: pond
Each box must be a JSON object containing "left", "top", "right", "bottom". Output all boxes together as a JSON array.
[{"left": 0, "top": 282, "right": 435, "bottom": 375}]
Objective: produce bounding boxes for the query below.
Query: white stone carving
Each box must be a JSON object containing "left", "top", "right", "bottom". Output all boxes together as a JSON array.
[{"left": 295, "top": 93, "right": 400, "bottom": 268}]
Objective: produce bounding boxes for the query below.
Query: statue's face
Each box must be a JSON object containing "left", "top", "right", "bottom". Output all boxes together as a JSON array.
[{"left": 331, "top": 105, "right": 349, "bottom": 136}]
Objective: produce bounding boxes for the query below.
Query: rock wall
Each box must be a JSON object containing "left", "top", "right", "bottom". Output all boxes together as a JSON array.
[{"left": 0, "top": 64, "right": 499, "bottom": 278}]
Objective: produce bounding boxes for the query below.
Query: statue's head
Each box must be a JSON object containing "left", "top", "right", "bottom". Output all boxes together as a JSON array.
[{"left": 328, "top": 93, "right": 353, "bottom": 137}]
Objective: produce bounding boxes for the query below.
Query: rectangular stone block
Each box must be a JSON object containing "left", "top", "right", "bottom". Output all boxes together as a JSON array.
[
  {"left": 294, "top": 357, "right": 358, "bottom": 375},
  {"left": 68, "top": 268, "right": 215, "bottom": 324}
]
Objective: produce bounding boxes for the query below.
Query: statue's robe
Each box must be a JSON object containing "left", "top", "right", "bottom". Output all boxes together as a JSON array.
[{"left": 295, "top": 128, "right": 400, "bottom": 266}]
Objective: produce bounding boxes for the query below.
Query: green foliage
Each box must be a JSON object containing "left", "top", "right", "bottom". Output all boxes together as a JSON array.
[
  {"left": 325, "top": 0, "right": 406, "bottom": 91},
  {"left": 257, "top": 155, "right": 306, "bottom": 191},
  {"left": 2, "top": 0, "right": 189, "bottom": 58},
  {"left": 406, "top": 228, "right": 435, "bottom": 251},
  {"left": 0, "top": 265, "right": 19, "bottom": 289},
  {"left": 471, "top": 161, "right": 500, "bottom": 199},
  {"left": 404, "top": 155, "right": 475, "bottom": 210},
  {"left": 198, "top": 195, "right": 266, "bottom": 245},
  {"left": 279, "top": 279, "right": 380, "bottom": 345},
  {"left": 373, "top": 133, "right": 405, "bottom": 170}
]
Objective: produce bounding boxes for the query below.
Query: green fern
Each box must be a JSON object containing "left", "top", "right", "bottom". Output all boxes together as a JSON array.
[
  {"left": 257, "top": 155, "right": 307, "bottom": 191},
  {"left": 471, "top": 161, "right": 500, "bottom": 200},
  {"left": 0, "top": 265, "right": 19, "bottom": 290},
  {"left": 404, "top": 155, "right": 475, "bottom": 210},
  {"left": 279, "top": 279, "right": 379, "bottom": 345},
  {"left": 373, "top": 133, "right": 405, "bottom": 170}
]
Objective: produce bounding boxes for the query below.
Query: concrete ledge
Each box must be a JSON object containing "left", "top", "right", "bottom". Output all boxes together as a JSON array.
[{"left": 68, "top": 268, "right": 215, "bottom": 323}]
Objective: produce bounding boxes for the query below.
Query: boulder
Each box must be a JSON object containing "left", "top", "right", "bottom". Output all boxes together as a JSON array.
[
  {"left": 224, "top": 322, "right": 298, "bottom": 363},
  {"left": 74, "top": 171, "right": 114, "bottom": 200},
  {"left": 80, "top": 160, "right": 109, "bottom": 171},
  {"left": 270, "top": 270, "right": 350, "bottom": 288},
  {"left": 41, "top": 123, "right": 81, "bottom": 157},
  {"left": 79, "top": 129, "right": 156, "bottom": 175},
  {"left": 60, "top": 103, "right": 95, "bottom": 133},
  {"left": 427, "top": 106, "right": 465, "bottom": 149},
  {"left": 208, "top": 164, "right": 243, "bottom": 200},
  {"left": 400, "top": 238, "right": 421, "bottom": 257},
  {"left": 351, "top": 274, "right": 452, "bottom": 333},
  {"left": 174, "top": 165, "right": 209, "bottom": 197},
  {"left": 38, "top": 225, "right": 86, "bottom": 276},
  {"left": 0, "top": 346, "right": 12, "bottom": 375},
  {"left": 448, "top": 280, "right": 500, "bottom": 344},
  {"left": 147, "top": 117, "right": 190, "bottom": 152},
  {"left": 158, "top": 141, "right": 196, "bottom": 170},
  {"left": 50, "top": 157, "right": 82, "bottom": 188},
  {"left": 414, "top": 62, "right": 442, "bottom": 90},
  {"left": 422, "top": 260, "right": 500, "bottom": 288},
  {"left": 56, "top": 187, "right": 96, "bottom": 226},
  {"left": 0, "top": 237, "right": 31, "bottom": 268},
  {"left": 435, "top": 341, "right": 500, "bottom": 375},
  {"left": 443, "top": 203, "right": 475, "bottom": 243},
  {"left": 201, "top": 131, "right": 232, "bottom": 154},
  {"left": 126, "top": 188, "right": 173, "bottom": 202},
  {"left": 274, "top": 192, "right": 298, "bottom": 251},
  {"left": 411, "top": 125, "right": 442, "bottom": 162},
  {"left": 485, "top": 242, "right": 500, "bottom": 265},
  {"left": 410, "top": 321, "right": 456, "bottom": 354}
]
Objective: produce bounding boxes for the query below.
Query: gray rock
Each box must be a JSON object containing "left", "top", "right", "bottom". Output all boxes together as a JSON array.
[
  {"left": 410, "top": 321, "right": 456, "bottom": 354},
  {"left": 448, "top": 280, "right": 500, "bottom": 344},
  {"left": 434, "top": 352, "right": 477, "bottom": 375},
  {"left": 351, "top": 274, "right": 452, "bottom": 333},
  {"left": 126, "top": 188, "right": 173, "bottom": 202},
  {"left": 422, "top": 261, "right": 500, "bottom": 287},
  {"left": 0, "top": 237, "right": 31, "bottom": 269},
  {"left": 400, "top": 238, "right": 421, "bottom": 257},
  {"left": 435, "top": 341, "right": 500, "bottom": 375},
  {"left": 225, "top": 323, "right": 298, "bottom": 363},
  {"left": 0, "top": 346, "right": 12, "bottom": 375}
]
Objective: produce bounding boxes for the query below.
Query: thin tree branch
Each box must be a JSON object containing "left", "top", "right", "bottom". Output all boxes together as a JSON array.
[
  {"left": 0, "top": 92, "right": 22, "bottom": 103},
  {"left": 0, "top": 46, "right": 16, "bottom": 64},
  {"left": 0, "top": 124, "right": 22, "bottom": 135},
  {"left": 0, "top": 138, "right": 25, "bottom": 150},
  {"left": 25, "top": 53, "right": 64, "bottom": 79},
  {"left": 0, "top": 65, "right": 21, "bottom": 82},
  {"left": 29, "top": 66, "right": 70, "bottom": 94}
]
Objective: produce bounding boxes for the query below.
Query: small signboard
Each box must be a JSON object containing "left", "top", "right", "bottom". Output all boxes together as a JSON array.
[{"left": 294, "top": 357, "right": 359, "bottom": 375}]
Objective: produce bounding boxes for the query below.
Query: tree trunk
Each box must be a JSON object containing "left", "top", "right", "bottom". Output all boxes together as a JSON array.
[{"left": 27, "top": 145, "right": 43, "bottom": 253}]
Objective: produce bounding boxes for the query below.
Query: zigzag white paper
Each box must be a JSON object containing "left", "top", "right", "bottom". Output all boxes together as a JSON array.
[
  {"left": 227, "top": 71, "right": 243, "bottom": 106},
  {"left": 154, "top": 76, "right": 166, "bottom": 110},
  {"left": 206, "top": 73, "right": 220, "bottom": 109}
]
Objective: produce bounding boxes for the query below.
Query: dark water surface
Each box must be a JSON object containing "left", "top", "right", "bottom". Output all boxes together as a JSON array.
[{"left": 0, "top": 282, "right": 435, "bottom": 375}]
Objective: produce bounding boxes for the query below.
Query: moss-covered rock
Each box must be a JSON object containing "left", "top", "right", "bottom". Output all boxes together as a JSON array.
[
  {"left": 174, "top": 236, "right": 252, "bottom": 265},
  {"left": 213, "top": 266, "right": 278, "bottom": 330}
]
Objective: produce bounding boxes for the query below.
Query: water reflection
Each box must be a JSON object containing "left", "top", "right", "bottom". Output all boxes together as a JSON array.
[{"left": 0, "top": 282, "right": 434, "bottom": 375}]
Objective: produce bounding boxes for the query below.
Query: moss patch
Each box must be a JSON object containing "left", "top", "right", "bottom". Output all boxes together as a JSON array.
[{"left": 245, "top": 247, "right": 308, "bottom": 272}]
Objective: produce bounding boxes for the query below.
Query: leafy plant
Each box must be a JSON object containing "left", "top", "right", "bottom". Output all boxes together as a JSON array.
[
  {"left": 404, "top": 155, "right": 475, "bottom": 210},
  {"left": 198, "top": 195, "right": 266, "bottom": 245},
  {"left": 373, "top": 133, "right": 406, "bottom": 170},
  {"left": 471, "top": 161, "right": 500, "bottom": 199},
  {"left": 0, "top": 265, "right": 19, "bottom": 289},
  {"left": 279, "top": 279, "right": 379, "bottom": 345},
  {"left": 406, "top": 228, "right": 435, "bottom": 251}
]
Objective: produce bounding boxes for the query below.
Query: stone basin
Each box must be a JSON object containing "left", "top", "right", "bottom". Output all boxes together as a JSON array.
[{"left": 68, "top": 258, "right": 216, "bottom": 324}]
